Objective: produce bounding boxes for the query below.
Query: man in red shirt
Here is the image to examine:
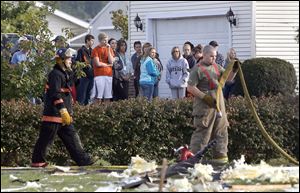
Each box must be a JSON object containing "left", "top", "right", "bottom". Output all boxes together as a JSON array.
[{"left": 90, "top": 32, "right": 115, "bottom": 103}]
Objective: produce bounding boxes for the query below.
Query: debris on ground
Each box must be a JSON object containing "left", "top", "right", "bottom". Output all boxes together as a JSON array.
[
  {"left": 221, "top": 155, "right": 299, "bottom": 184},
  {"left": 1, "top": 155, "right": 299, "bottom": 192},
  {"left": 122, "top": 155, "right": 157, "bottom": 176}
]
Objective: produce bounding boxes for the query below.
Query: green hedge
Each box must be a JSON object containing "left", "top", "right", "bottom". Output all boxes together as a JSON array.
[
  {"left": 233, "top": 57, "right": 297, "bottom": 97},
  {"left": 1, "top": 96, "right": 299, "bottom": 166}
]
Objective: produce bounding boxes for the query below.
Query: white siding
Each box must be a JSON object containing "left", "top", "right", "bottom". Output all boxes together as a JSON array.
[
  {"left": 129, "top": 1, "right": 253, "bottom": 97},
  {"left": 255, "top": 1, "right": 299, "bottom": 90},
  {"left": 90, "top": 1, "right": 128, "bottom": 46},
  {"left": 129, "top": 1, "right": 253, "bottom": 60},
  {"left": 46, "top": 14, "right": 87, "bottom": 38},
  {"left": 69, "top": 35, "right": 86, "bottom": 50},
  {"left": 156, "top": 16, "right": 230, "bottom": 98}
]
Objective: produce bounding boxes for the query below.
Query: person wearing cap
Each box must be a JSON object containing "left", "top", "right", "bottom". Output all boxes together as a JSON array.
[
  {"left": 10, "top": 36, "right": 30, "bottom": 66},
  {"left": 31, "top": 48, "right": 94, "bottom": 167},
  {"left": 209, "top": 40, "right": 225, "bottom": 67},
  {"left": 52, "top": 35, "right": 69, "bottom": 50}
]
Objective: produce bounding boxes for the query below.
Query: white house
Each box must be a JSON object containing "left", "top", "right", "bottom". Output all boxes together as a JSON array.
[
  {"left": 128, "top": 1, "right": 299, "bottom": 98},
  {"left": 89, "top": 1, "right": 129, "bottom": 45},
  {"left": 35, "top": 1, "right": 89, "bottom": 49},
  {"left": 47, "top": 9, "right": 89, "bottom": 37},
  {"left": 46, "top": 9, "right": 90, "bottom": 49}
]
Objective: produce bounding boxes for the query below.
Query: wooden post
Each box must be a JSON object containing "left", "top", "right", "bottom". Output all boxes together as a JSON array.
[{"left": 159, "top": 158, "right": 168, "bottom": 192}]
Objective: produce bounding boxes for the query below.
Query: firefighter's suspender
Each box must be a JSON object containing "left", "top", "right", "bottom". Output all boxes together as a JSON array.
[{"left": 198, "top": 63, "right": 220, "bottom": 90}]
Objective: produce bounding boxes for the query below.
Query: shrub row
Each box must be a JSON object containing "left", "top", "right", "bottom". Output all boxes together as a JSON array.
[{"left": 1, "top": 95, "right": 299, "bottom": 166}]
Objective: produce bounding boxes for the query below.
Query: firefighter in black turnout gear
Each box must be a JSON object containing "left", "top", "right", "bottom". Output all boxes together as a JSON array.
[{"left": 31, "top": 48, "right": 93, "bottom": 167}]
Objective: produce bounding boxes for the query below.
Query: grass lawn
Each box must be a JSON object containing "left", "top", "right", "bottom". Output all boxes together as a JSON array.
[
  {"left": 1, "top": 164, "right": 299, "bottom": 192},
  {"left": 1, "top": 167, "right": 133, "bottom": 192}
]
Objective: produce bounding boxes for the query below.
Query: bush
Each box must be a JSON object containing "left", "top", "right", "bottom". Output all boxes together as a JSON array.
[
  {"left": 226, "top": 94, "right": 299, "bottom": 163},
  {"left": 1, "top": 96, "right": 299, "bottom": 166},
  {"left": 233, "top": 57, "right": 297, "bottom": 97}
]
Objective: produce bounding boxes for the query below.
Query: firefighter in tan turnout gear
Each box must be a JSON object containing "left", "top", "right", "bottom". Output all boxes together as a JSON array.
[{"left": 187, "top": 45, "right": 238, "bottom": 167}]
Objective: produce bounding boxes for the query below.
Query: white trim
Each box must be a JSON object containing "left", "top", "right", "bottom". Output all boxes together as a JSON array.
[
  {"left": 97, "top": 26, "right": 115, "bottom": 30},
  {"left": 145, "top": 8, "right": 229, "bottom": 46},
  {"left": 128, "top": 1, "right": 131, "bottom": 49},
  {"left": 69, "top": 43, "right": 83, "bottom": 48},
  {"left": 145, "top": 9, "right": 228, "bottom": 19},
  {"left": 54, "top": 10, "right": 89, "bottom": 28},
  {"left": 35, "top": 1, "right": 89, "bottom": 28},
  {"left": 251, "top": 1, "right": 256, "bottom": 58},
  {"left": 229, "top": 23, "right": 232, "bottom": 48},
  {"left": 69, "top": 32, "right": 89, "bottom": 42},
  {"left": 145, "top": 18, "right": 152, "bottom": 43},
  {"left": 89, "top": 1, "right": 113, "bottom": 25}
]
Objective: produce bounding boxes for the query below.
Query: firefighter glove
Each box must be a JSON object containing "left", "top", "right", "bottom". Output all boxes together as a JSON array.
[
  {"left": 59, "top": 108, "right": 72, "bottom": 125},
  {"left": 202, "top": 94, "right": 216, "bottom": 108}
]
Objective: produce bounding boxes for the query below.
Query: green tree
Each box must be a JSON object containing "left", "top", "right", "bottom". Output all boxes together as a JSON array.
[
  {"left": 110, "top": 9, "right": 128, "bottom": 40},
  {"left": 1, "top": 1, "right": 56, "bottom": 100}
]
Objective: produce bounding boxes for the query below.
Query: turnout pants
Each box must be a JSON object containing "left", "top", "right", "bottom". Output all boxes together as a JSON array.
[
  {"left": 190, "top": 91, "right": 229, "bottom": 159},
  {"left": 32, "top": 122, "right": 92, "bottom": 166}
]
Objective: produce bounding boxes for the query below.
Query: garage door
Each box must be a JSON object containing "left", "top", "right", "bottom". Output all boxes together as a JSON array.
[{"left": 155, "top": 16, "right": 229, "bottom": 98}]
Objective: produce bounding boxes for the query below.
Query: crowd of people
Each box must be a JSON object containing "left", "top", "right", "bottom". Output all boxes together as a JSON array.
[
  {"left": 8, "top": 32, "right": 239, "bottom": 104},
  {"left": 7, "top": 32, "right": 240, "bottom": 167}
]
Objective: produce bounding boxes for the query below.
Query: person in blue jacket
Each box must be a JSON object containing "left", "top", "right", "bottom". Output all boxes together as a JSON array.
[{"left": 139, "top": 47, "right": 160, "bottom": 101}]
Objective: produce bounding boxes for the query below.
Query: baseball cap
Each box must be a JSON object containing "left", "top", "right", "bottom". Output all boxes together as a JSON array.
[
  {"left": 209, "top": 40, "right": 219, "bottom": 47},
  {"left": 56, "top": 48, "right": 77, "bottom": 59},
  {"left": 52, "top": 35, "right": 66, "bottom": 42},
  {"left": 18, "top": 36, "right": 29, "bottom": 43}
]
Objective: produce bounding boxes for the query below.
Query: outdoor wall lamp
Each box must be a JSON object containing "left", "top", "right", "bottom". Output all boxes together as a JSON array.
[
  {"left": 226, "top": 7, "right": 237, "bottom": 27},
  {"left": 134, "top": 13, "right": 143, "bottom": 32}
]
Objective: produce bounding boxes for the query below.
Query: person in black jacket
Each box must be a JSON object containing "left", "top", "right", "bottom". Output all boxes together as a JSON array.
[
  {"left": 31, "top": 48, "right": 93, "bottom": 167},
  {"left": 76, "top": 34, "right": 95, "bottom": 105}
]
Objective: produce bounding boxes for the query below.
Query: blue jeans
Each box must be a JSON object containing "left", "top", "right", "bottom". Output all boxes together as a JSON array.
[
  {"left": 153, "top": 82, "right": 159, "bottom": 98},
  {"left": 223, "top": 81, "right": 235, "bottom": 100},
  {"left": 76, "top": 76, "right": 94, "bottom": 105},
  {"left": 140, "top": 84, "right": 154, "bottom": 101}
]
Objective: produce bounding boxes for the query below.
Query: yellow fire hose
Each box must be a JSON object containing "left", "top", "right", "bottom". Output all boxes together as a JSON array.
[{"left": 216, "top": 60, "right": 299, "bottom": 165}]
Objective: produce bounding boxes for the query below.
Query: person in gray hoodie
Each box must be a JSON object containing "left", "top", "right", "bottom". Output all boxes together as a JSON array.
[{"left": 166, "top": 46, "right": 190, "bottom": 99}]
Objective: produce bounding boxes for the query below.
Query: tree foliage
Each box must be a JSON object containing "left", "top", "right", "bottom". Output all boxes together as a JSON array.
[
  {"left": 110, "top": 9, "right": 128, "bottom": 40},
  {"left": 1, "top": 1, "right": 56, "bottom": 100}
]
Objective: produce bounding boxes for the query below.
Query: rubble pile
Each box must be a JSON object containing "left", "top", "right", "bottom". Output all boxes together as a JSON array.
[
  {"left": 221, "top": 155, "right": 299, "bottom": 184},
  {"left": 122, "top": 155, "right": 157, "bottom": 176},
  {"left": 115, "top": 155, "right": 299, "bottom": 192}
]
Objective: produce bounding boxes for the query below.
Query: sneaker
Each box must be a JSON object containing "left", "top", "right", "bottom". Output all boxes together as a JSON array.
[{"left": 31, "top": 162, "right": 49, "bottom": 167}]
